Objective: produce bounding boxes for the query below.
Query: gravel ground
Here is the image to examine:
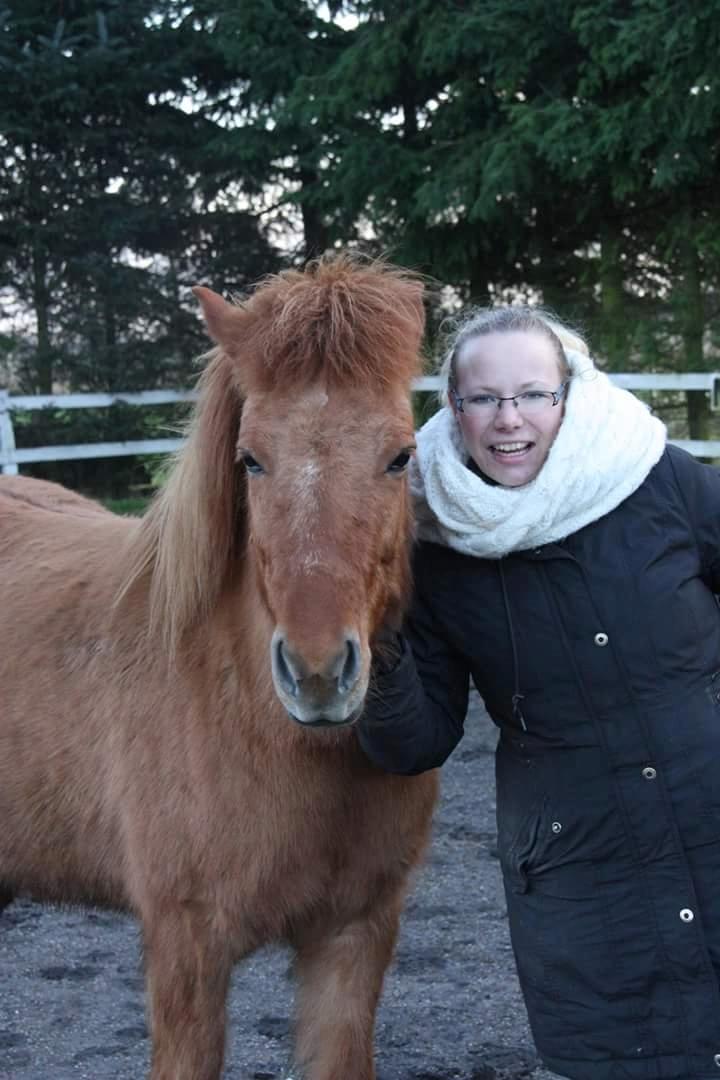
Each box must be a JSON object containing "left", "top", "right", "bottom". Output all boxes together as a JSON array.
[{"left": 0, "top": 696, "right": 562, "bottom": 1080}]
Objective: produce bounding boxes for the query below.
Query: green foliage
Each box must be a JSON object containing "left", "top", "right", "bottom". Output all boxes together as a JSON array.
[
  {"left": 4, "top": 0, "right": 720, "bottom": 491},
  {"left": 102, "top": 495, "right": 152, "bottom": 515},
  {"left": 0, "top": 0, "right": 280, "bottom": 398}
]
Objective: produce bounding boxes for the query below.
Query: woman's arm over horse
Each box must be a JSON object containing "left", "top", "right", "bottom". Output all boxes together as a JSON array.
[{"left": 358, "top": 587, "right": 469, "bottom": 775}]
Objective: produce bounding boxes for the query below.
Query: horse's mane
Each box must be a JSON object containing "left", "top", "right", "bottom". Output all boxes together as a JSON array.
[{"left": 118, "top": 255, "right": 425, "bottom": 651}]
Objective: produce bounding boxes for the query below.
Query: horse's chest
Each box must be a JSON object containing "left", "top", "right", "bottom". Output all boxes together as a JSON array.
[
  {"left": 270, "top": 772, "right": 436, "bottom": 915},
  {"left": 160, "top": 756, "right": 436, "bottom": 943}
]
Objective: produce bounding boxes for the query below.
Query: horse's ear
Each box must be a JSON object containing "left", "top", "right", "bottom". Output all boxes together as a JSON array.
[{"left": 193, "top": 286, "right": 244, "bottom": 350}]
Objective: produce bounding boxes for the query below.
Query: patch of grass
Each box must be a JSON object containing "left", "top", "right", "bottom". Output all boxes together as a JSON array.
[{"left": 103, "top": 495, "right": 153, "bottom": 516}]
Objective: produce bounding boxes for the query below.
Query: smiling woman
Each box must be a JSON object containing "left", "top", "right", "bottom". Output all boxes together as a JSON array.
[{"left": 357, "top": 303, "right": 720, "bottom": 1080}]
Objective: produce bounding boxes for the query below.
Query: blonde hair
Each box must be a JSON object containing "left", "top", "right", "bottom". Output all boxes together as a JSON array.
[{"left": 437, "top": 306, "right": 588, "bottom": 406}]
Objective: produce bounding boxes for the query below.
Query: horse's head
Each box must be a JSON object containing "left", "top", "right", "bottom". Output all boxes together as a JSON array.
[
  {"left": 125, "top": 258, "right": 424, "bottom": 728},
  {"left": 236, "top": 378, "right": 416, "bottom": 726},
  {"left": 193, "top": 257, "right": 424, "bottom": 727},
  {"left": 133, "top": 253, "right": 423, "bottom": 730}
]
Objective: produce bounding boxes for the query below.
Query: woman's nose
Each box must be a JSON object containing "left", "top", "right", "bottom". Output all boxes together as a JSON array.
[{"left": 493, "top": 399, "right": 523, "bottom": 427}]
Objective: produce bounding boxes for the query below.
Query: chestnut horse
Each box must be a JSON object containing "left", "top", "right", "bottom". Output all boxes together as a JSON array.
[{"left": 0, "top": 257, "right": 439, "bottom": 1080}]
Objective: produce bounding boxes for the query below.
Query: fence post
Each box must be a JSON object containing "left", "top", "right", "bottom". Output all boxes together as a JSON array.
[{"left": 0, "top": 390, "right": 19, "bottom": 475}]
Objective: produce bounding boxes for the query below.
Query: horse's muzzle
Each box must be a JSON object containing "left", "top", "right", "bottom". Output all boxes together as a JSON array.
[
  {"left": 285, "top": 706, "right": 363, "bottom": 729},
  {"left": 271, "top": 629, "right": 367, "bottom": 726}
]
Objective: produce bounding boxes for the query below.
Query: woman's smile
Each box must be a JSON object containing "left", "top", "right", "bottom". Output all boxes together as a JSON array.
[{"left": 489, "top": 440, "right": 535, "bottom": 456}]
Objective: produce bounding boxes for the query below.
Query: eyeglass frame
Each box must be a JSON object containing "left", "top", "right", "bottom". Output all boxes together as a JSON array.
[{"left": 450, "top": 380, "right": 569, "bottom": 415}]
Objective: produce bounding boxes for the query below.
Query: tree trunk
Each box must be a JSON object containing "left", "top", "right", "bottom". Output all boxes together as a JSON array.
[
  {"left": 31, "top": 233, "right": 53, "bottom": 394},
  {"left": 598, "top": 226, "right": 626, "bottom": 371},
  {"left": 468, "top": 261, "right": 490, "bottom": 306},
  {"left": 104, "top": 281, "right": 119, "bottom": 389},
  {"left": 299, "top": 167, "right": 330, "bottom": 261},
  {"left": 401, "top": 91, "right": 418, "bottom": 141},
  {"left": 677, "top": 225, "right": 708, "bottom": 442}
]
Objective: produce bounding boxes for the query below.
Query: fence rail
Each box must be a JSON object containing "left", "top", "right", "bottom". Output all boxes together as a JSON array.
[{"left": 3, "top": 375, "right": 720, "bottom": 475}]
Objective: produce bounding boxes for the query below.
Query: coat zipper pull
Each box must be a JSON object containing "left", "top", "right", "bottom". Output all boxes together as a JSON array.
[{"left": 512, "top": 692, "right": 527, "bottom": 732}]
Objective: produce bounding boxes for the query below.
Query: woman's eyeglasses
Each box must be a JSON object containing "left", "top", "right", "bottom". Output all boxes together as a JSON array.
[{"left": 451, "top": 382, "right": 568, "bottom": 417}]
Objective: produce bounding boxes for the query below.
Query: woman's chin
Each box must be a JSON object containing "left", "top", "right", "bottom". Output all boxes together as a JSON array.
[{"left": 480, "top": 450, "right": 543, "bottom": 487}]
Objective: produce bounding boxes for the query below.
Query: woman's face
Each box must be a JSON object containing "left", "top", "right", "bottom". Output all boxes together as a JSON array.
[{"left": 452, "top": 330, "right": 566, "bottom": 487}]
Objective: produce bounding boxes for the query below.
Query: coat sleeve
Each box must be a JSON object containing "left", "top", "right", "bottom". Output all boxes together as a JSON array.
[
  {"left": 667, "top": 446, "right": 720, "bottom": 591},
  {"left": 356, "top": 572, "right": 470, "bottom": 775}
]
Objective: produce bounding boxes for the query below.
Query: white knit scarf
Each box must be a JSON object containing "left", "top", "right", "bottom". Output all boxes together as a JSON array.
[{"left": 411, "top": 348, "right": 667, "bottom": 558}]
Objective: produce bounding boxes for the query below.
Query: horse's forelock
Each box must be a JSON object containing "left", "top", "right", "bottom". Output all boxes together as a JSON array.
[{"left": 231, "top": 257, "right": 425, "bottom": 394}]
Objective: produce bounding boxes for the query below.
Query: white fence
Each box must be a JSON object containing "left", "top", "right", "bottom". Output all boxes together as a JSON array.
[{"left": 2, "top": 374, "right": 720, "bottom": 475}]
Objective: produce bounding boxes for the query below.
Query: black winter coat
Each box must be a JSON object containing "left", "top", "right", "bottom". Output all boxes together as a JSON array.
[{"left": 359, "top": 445, "right": 720, "bottom": 1080}]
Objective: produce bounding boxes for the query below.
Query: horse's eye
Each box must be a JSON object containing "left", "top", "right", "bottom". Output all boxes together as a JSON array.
[
  {"left": 241, "top": 453, "right": 264, "bottom": 475},
  {"left": 387, "top": 450, "right": 413, "bottom": 474}
]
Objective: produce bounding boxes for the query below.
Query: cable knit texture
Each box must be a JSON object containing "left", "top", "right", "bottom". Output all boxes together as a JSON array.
[{"left": 411, "top": 348, "right": 667, "bottom": 558}]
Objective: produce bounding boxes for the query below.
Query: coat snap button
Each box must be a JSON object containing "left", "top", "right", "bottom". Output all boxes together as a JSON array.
[
  {"left": 551, "top": 822, "right": 562, "bottom": 834},
  {"left": 680, "top": 908, "right": 694, "bottom": 922},
  {"left": 594, "top": 632, "right": 609, "bottom": 646},
  {"left": 714, "top": 1053, "right": 720, "bottom": 1067},
  {"left": 642, "top": 766, "right": 657, "bottom": 780}
]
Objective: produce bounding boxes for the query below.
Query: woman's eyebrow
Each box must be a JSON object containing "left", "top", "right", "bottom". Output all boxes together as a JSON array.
[{"left": 464, "top": 380, "right": 551, "bottom": 394}]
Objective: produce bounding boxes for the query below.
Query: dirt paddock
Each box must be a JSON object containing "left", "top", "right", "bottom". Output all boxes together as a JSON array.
[{"left": 0, "top": 695, "right": 561, "bottom": 1080}]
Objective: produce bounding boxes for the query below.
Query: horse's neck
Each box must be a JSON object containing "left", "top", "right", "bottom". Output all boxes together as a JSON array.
[{"left": 189, "top": 565, "right": 278, "bottom": 713}]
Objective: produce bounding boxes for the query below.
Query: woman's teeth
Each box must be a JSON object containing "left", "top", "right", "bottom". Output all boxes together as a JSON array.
[{"left": 491, "top": 442, "right": 532, "bottom": 455}]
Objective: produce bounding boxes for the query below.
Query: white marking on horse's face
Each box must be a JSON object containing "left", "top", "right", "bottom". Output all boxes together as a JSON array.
[
  {"left": 290, "top": 457, "right": 321, "bottom": 539},
  {"left": 289, "top": 478, "right": 327, "bottom": 574},
  {"left": 289, "top": 386, "right": 327, "bottom": 536},
  {"left": 302, "top": 385, "right": 329, "bottom": 409},
  {"left": 295, "top": 459, "right": 320, "bottom": 505},
  {"left": 298, "top": 549, "right": 323, "bottom": 574}
]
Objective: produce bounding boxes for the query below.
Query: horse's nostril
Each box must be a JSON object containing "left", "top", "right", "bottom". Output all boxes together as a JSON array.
[
  {"left": 274, "top": 637, "right": 299, "bottom": 698},
  {"left": 272, "top": 631, "right": 361, "bottom": 701},
  {"left": 338, "top": 638, "right": 361, "bottom": 694}
]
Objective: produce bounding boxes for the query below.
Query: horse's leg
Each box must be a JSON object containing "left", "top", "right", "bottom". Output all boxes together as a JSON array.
[
  {"left": 142, "top": 905, "right": 233, "bottom": 1080},
  {"left": 291, "top": 898, "right": 403, "bottom": 1080}
]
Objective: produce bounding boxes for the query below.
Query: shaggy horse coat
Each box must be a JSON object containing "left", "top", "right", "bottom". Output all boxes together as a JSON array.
[{"left": 0, "top": 257, "right": 439, "bottom": 1080}]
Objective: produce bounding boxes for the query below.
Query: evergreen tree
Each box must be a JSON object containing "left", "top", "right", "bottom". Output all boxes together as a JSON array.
[{"left": 0, "top": 0, "right": 278, "bottom": 394}]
